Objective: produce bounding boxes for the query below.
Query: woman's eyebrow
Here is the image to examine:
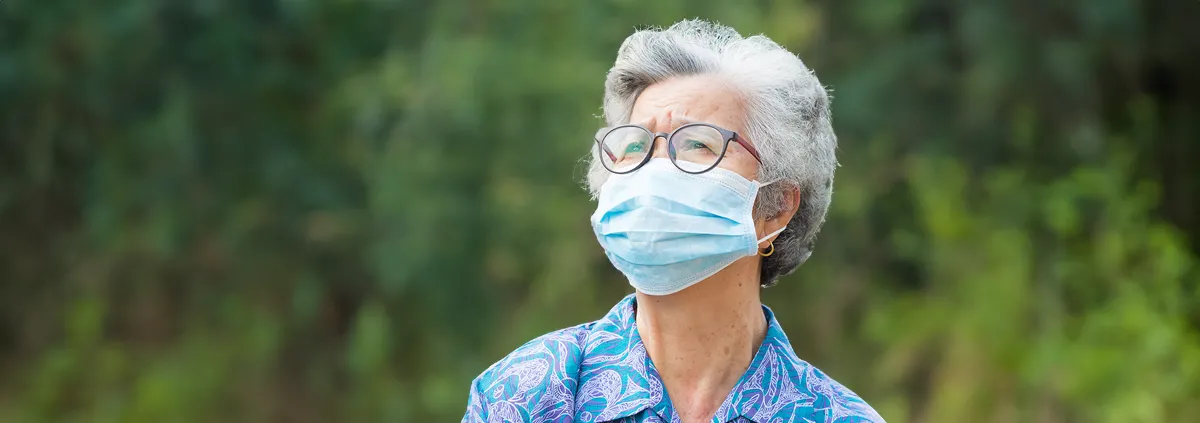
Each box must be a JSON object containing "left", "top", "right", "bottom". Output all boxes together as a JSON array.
[
  {"left": 670, "top": 115, "right": 700, "bottom": 127},
  {"left": 633, "top": 116, "right": 655, "bottom": 127},
  {"left": 630, "top": 114, "right": 699, "bottom": 130}
]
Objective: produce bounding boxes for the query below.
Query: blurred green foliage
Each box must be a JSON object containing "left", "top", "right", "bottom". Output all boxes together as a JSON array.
[{"left": 2, "top": 0, "right": 1198, "bottom": 422}]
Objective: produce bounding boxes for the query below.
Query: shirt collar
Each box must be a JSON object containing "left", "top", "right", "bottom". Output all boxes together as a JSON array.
[
  {"left": 575, "top": 294, "right": 660, "bottom": 422},
  {"left": 714, "top": 304, "right": 807, "bottom": 422},
  {"left": 577, "top": 294, "right": 800, "bottom": 423}
]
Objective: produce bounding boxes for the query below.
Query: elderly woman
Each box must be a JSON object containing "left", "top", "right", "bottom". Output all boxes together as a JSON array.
[{"left": 463, "top": 20, "right": 882, "bottom": 423}]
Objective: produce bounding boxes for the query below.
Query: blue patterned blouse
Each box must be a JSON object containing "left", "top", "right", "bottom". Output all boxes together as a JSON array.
[{"left": 462, "top": 294, "right": 884, "bottom": 422}]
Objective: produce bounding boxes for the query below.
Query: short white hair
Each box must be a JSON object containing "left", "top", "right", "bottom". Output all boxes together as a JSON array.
[{"left": 585, "top": 19, "right": 837, "bottom": 287}]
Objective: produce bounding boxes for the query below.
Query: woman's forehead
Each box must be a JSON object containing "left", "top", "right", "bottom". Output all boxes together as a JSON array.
[{"left": 629, "top": 76, "right": 747, "bottom": 130}]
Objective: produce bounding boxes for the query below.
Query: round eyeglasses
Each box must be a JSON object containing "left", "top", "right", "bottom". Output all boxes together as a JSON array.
[{"left": 594, "top": 122, "right": 763, "bottom": 174}]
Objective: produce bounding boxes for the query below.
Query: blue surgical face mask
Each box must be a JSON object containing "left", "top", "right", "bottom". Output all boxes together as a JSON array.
[{"left": 590, "top": 159, "right": 786, "bottom": 295}]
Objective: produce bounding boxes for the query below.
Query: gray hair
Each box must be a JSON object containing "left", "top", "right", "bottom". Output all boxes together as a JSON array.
[{"left": 585, "top": 20, "right": 837, "bottom": 288}]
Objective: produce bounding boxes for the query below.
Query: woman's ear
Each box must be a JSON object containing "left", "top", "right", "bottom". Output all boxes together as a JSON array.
[
  {"left": 772, "top": 185, "right": 803, "bottom": 225},
  {"left": 756, "top": 184, "right": 802, "bottom": 241}
]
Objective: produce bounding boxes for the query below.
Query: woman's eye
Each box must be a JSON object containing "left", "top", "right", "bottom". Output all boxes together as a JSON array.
[
  {"left": 623, "top": 141, "right": 647, "bottom": 154},
  {"left": 682, "top": 140, "right": 714, "bottom": 152}
]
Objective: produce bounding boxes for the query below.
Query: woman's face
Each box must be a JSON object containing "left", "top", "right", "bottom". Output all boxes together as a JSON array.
[{"left": 627, "top": 75, "right": 761, "bottom": 182}]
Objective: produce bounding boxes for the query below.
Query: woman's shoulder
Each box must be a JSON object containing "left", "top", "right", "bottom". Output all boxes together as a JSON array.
[
  {"left": 797, "top": 361, "right": 887, "bottom": 423},
  {"left": 475, "top": 322, "right": 594, "bottom": 385},
  {"left": 462, "top": 322, "right": 596, "bottom": 422}
]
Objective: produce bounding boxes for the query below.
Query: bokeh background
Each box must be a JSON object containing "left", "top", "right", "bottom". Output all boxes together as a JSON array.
[{"left": 2, "top": 1, "right": 1199, "bottom": 422}]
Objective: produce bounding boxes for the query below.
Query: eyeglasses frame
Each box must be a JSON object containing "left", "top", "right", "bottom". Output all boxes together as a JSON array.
[{"left": 594, "top": 122, "right": 763, "bottom": 175}]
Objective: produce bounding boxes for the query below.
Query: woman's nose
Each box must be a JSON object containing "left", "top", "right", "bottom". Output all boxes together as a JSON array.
[
  {"left": 651, "top": 134, "right": 671, "bottom": 159},
  {"left": 647, "top": 109, "right": 675, "bottom": 159}
]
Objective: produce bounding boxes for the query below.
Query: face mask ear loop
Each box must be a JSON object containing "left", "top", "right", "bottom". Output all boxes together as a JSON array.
[
  {"left": 757, "top": 225, "right": 787, "bottom": 245},
  {"left": 756, "top": 178, "right": 780, "bottom": 188}
]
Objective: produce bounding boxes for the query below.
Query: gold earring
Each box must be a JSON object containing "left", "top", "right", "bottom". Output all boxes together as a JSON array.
[{"left": 759, "top": 242, "right": 775, "bottom": 257}]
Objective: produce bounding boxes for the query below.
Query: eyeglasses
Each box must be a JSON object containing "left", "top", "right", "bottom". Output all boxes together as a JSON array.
[{"left": 594, "top": 122, "right": 763, "bottom": 174}]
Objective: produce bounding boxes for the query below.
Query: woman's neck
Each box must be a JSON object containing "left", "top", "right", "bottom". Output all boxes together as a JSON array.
[{"left": 634, "top": 257, "right": 767, "bottom": 423}]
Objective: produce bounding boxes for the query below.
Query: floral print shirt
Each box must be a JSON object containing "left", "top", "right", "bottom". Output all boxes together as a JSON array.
[{"left": 463, "top": 294, "right": 884, "bottom": 422}]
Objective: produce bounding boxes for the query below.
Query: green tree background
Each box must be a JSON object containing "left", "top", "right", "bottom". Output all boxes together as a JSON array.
[{"left": 2, "top": 1, "right": 1198, "bottom": 422}]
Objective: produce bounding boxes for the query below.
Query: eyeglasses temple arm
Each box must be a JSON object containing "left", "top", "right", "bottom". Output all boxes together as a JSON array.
[
  {"left": 602, "top": 144, "right": 616, "bottom": 161},
  {"left": 734, "top": 136, "right": 763, "bottom": 163}
]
